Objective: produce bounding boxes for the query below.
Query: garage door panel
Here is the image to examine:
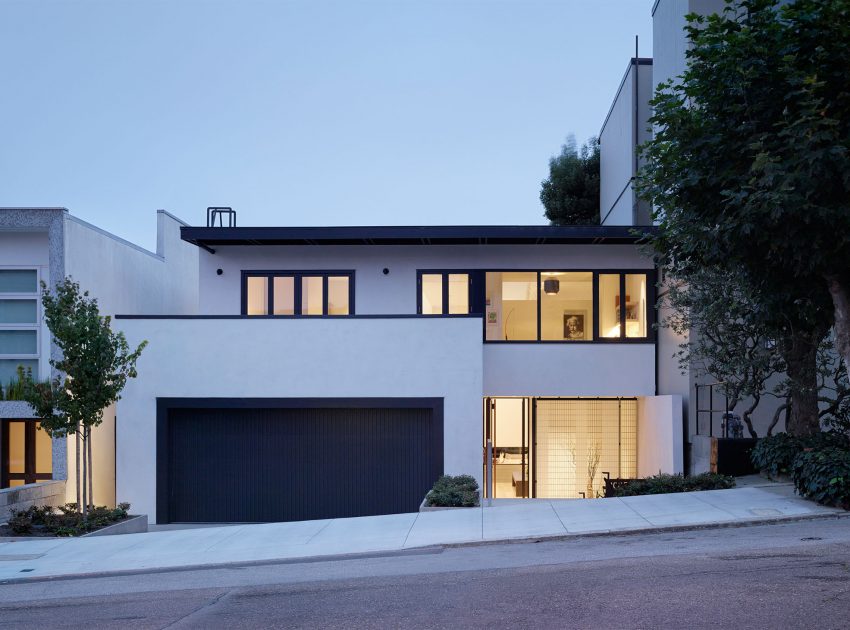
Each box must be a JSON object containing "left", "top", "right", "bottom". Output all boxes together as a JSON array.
[{"left": 164, "top": 404, "right": 441, "bottom": 523}]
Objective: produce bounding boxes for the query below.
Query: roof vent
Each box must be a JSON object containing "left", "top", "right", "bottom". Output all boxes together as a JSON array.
[{"left": 207, "top": 207, "right": 236, "bottom": 227}]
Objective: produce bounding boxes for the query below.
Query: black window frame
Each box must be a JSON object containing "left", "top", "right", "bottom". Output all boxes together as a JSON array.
[
  {"left": 416, "top": 270, "right": 474, "bottom": 316},
  {"left": 1, "top": 419, "right": 53, "bottom": 488},
  {"left": 241, "top": 270, "right": 355, "bottom": 317},
  {"left": 417, "top": 268, "right": 656, "bottom": 344}
]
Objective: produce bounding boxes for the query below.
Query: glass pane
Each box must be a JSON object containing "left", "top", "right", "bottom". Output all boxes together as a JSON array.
[
  {"left": 273, "top": 276, "right": 295, "bottom": 315},
  {"left": 599, "top": 274, "right": 621, "bottom": 338},
  {"left": 541, "top": 272, "right": 593, "bottom": 341},
  {"left": 0, "top": 330, "right": 37, "bottom": 354},
  {"left": 421, "top": 274, "right": 443, "bottom": 315},
  {"left": 0, "top": 359, "right": 39, "bottom": 384},
  {"left": 8, "top": 422, "right": 25, "bottom": 473},
  {"left": 485, "top": 272, "right": 537, "bottom": 341},
  {"left": 9, "top": 479, "right": 24, "bottom": 487},
  {"left": 0, "top": 299, "right": 37, "bottom": 324},
  {"left": 301, "top": 276, "right": 323, "bottom": 315},
  {"left": 246, "top": 276, "right": 268, "bottom": 315},
  {"left": 327, "top": 276, "right": 350, "bottom": 315},
  {"left": 0, "top": 270, "right": 37, "bottom": 293},
  {"left": 447, "top": 274, "right": 469, "bottom": 315},
  {"left": 35, "top": 422, "right": 53, "bottom": 474},
  {"left": 625, "top": 274, "right": 648, "bottom": 338}
]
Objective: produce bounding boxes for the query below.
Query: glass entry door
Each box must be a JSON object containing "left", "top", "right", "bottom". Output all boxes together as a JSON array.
[
  {"left": 484, "top": 397, "right": 531, "bottom": 498},
  {"left": 483, "top": 397, "right": 638, "bottom": 500}
]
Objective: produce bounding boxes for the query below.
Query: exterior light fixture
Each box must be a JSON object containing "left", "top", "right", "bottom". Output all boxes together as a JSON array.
[{"left": 543, "top": 278, "right": 560, "bottom": 295}]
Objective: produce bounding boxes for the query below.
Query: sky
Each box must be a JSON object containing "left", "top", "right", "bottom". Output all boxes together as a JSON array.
[{"left": 1, "top": 0, "right": 654, "bottom": 252}]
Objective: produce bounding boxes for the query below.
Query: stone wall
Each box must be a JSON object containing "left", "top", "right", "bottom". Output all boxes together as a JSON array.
[{"left": 0, "top": 480, "right": 66, "bottom": 524}]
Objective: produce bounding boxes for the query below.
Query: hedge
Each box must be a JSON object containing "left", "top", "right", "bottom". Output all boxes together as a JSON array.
[{"left": 609, "top": 472, "right": 735, "bottom": 497}]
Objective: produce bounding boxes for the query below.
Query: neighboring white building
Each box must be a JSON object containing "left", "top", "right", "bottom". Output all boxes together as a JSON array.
[
  {"left": 0, "top": 208, "right": 198, "bottom": 505},
  {"left": 600, "top": 57, "right": 653, "bottom": 227}
]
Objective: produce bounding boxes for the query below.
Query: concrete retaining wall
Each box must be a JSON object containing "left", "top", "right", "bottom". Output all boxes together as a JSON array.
[{"left": 0, "top": 480, "right": 66, "bottom": 523}]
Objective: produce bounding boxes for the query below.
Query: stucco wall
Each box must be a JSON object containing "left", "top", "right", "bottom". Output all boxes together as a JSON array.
[
  {"left": 637, "top": 394, "right": 683, "bottom": 475},
  {"left": 197, "top": 243, "right": 653, "bottom": 316},
  {"left": 600, "top": 66, "right": 635, "bottom": 226},
  {"left": 600, "top": 61, "right": 653, "bottom": 227},
  {"left": 484, "top": 344, "right": 656, "bottom": 396},
  {"left": 115, "top": 316, "right": 484, "bottom": 522},
  {"left": 62, "top": 210, "right": 199, "bottom": 508}
]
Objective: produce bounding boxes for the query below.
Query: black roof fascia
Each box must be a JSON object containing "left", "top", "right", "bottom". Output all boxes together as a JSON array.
[{"left": 180, "top": 225, "right": 654, "bottom": 249}]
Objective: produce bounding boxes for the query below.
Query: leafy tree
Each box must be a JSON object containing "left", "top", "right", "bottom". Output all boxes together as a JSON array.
[
  {"left": 22, "top": 279, "right": 146, "bottom": 518},
  {"left": 638, "top": 0, "right": 850, "bottom": 436},
  {"left": 541, "top": 135, "right": 600, "bottom": 225},
  {"left": 662, "top": 267, "right": 849, "bottom": 437}
]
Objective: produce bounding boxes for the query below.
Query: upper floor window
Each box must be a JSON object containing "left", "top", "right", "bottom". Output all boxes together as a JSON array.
[
  {"left": 242, "top": 271, "right": 354, "bottom": 316},
  {"left": 418, "top": 268, "right": 653, "bottom": 343},
  {"left": 418, "top": 272, "right": 470, "bottom": 315},
  {"left": 0, "top": 268, "right": 40, "bottom": 384}
]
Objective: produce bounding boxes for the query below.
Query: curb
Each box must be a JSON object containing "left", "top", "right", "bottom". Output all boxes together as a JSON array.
[{"left": 0, "top": 510, "right": 847, "bottom": 586}]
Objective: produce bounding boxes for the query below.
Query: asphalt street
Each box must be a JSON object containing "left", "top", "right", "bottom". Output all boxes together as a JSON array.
[{"left": 1, "top": 517, "right": 848, "bottom": 629}]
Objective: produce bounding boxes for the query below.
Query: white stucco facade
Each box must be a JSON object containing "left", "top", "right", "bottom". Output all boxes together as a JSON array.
[{"left": 115, "top": 316, "right": 484, "bottom": 522}]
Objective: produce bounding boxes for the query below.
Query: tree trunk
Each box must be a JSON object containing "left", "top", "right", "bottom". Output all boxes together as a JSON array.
[
  {"left": 75, "top": 425, "right": 81, "bottom": 510},
  {"left": 741, "top": 393, "right": 760, "bottom": 438},
  {"left": 781, "top": 329, "right": 821, "bottom": 437},
  {"left": 87, "top": 427, "right": 94, "bottom": 507},
  {"left": 81, "top": 429, "right": 88, "bottom": 519},
  {"left": 826, "top": 273, "right": 850, "bottom": 368}
]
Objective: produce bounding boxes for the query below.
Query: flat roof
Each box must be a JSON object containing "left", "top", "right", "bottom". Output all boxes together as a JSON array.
[{"left": 180, "top": 225, "right": 652, "bottom": 250}]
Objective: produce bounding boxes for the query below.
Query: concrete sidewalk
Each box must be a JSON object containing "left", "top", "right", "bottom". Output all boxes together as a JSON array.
[{"left": 0, "top": 484, "right": 844, "bottom": 582}]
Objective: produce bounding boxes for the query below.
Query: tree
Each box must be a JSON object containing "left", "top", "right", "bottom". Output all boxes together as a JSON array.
[
  {"left": 22, "top": 279, "right": 146, "bottom": 518},
  {"left": 637, "top": 0, "right": 850, "bottom": 436},
  {"left": 540, "top": 135, "right": 600, "bottom": 225}
]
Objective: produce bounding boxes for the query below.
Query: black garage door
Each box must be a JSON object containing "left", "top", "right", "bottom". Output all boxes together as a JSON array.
[{"left": 158, "top": 400, "right": 443, "bottom": 523}]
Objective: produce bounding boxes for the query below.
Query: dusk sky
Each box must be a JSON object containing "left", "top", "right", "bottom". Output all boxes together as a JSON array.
[{"left": 1, "top": 1, "right": 654, "bottom": 251}]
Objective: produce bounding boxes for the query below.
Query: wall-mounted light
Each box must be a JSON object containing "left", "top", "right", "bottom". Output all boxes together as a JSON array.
[
  {"left": 382, "top": 268, "right": 390, "bottom": 275},
  {"left": 216, "top": 268, "right": 223, "bottom": 276},
  {"left": 543, "top": 278, "right": 560, "bottom": 295}
]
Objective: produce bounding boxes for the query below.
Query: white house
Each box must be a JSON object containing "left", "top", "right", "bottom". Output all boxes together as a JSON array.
[{"left": 108, "top": 220, "right": 683, "bottom": 524}]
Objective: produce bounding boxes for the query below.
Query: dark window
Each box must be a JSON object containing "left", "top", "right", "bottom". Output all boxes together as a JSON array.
[
  {"left": 242, "top": 271, "right": 354, "bottom": 316},
  {"left": 417, "top": 272, "right": 471, "bottom": 315}
]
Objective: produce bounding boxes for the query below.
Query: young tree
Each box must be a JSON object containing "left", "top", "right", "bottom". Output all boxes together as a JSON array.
[
  {"left": 540, "top": 135, "right": 601, "bottom": 225},
  {"left": 638, "top": 0, "right": 850, "bottom": 436},
  {"left": 22, "top": 279, "right": 146, "bottom": 518}
]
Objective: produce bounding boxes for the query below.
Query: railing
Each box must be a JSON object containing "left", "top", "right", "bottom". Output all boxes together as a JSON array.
[{"left": 206, "top": 207, "right": 236, "bottom": 227}]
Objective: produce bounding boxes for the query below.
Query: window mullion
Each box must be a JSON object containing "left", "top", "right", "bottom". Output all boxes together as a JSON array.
[{"left": 619, "top": 273, "right": 626, "bottom": 340}]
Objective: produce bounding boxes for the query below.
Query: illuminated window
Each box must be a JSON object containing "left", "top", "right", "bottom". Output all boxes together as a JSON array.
[
  {"left": 1, "top": 420, "right": 52, "bottom": 488},
  {"left": 485, "top": 272, "right": 537, "bottom": 341},
  {"left": 418, "top": 272, "right": 470, "bottom": 315},
  {"left": 540, "top": 272, "right": 593, "bottom": 341},
  {"left": 244, "top": 272, "right": 354, "bottom": 316}
]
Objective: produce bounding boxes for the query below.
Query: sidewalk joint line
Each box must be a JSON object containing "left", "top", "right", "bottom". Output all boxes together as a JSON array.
[
  {"left": 402, "top": 512, "right": 420, "bottom": 548},
  {"left": 305, "top": 519, "right": 334, "bottom": 544},
  {"left": 548, "top": 501, "right": 569, "bottom": 534}
]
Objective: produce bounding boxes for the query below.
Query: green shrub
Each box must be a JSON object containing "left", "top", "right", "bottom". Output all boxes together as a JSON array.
[
  {"left": 425, "top": 474, "right": 479, "bottom": 507},
  {"left": 751, "top": 433, "right": 802, "bottom": 478},
  {"left": 610, "top": 472, "right": 735, "bottom": 497},
  {"left": 751, "top": 432, "right": 850, "bottom": 478},
  {"left": 3, "top": 502, "right": 131, "bottom": 537},
  {"left": 791, "top": 447, "right": 850, "bottom": 510}
]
